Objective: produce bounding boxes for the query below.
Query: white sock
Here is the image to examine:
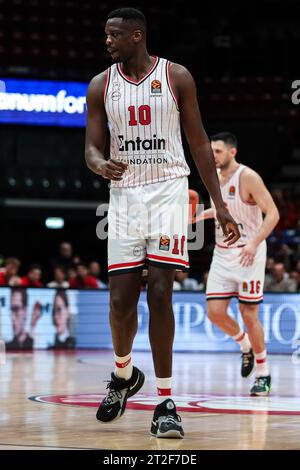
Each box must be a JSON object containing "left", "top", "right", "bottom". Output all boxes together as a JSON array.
[
  {"left": 114, "top": 352, "right": 133, "bottom": 380},
  {"left": 255, "top": 350, "right": 269, "bottom": 377},
  {"left": 232, "top": 329, "right": 251, "bottom": 353},
  {"left": 156, "top": 377, "right": 172, "bottom": 404}
]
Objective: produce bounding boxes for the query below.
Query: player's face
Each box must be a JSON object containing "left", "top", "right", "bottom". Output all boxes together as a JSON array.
[
  {"left": 11, "top": 292, "right": 26, "bottom": 337},
  {"left": 53, "top": 295, "right": 69, "bottom": 334},
  {"left": 105, "top": 18, "right": 137, "bottom": 63},
  {"left": 211, "top": 140, "right": 236, "bottom": 170}
]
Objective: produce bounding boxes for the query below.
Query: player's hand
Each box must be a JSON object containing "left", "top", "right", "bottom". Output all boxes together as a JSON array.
[
  {"left": 239, "top": 241, "right": 257, "bottom": 267},
  {"left": 216, "top": 205, "right": 241, "bottom": 246},
  {"left": 97, "top": 159, "right": 128, "bottom": 181}
]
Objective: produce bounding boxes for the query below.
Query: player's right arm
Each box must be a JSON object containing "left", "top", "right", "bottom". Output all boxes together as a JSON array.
[
  {"left": 85, "top": 73, "right": 127, "bottom": 181},
  {"left": 195, "top": 208, "right": 216, "bottom": 222}
]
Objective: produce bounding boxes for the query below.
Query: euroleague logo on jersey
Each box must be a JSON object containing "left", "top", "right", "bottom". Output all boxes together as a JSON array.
[
  {"left": 151, "top": 80, "right": 162, "bottom": 94},
  {"left": 228, "top": 185, "right": 236, "bottom": 198}
]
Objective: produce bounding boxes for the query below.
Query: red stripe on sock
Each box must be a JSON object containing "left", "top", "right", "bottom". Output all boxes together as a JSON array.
[
  {"left": 256, "top": 358, "right": 266, "bottom": 364},
  {"left": 236, "top": 332, "right": 245, "bottom": 342},
  {"left": 157, "top": 388, "right": 172, "bottom": 396},
  {"left": 115, "top": 358, "right": 131, "bottom": 368}
]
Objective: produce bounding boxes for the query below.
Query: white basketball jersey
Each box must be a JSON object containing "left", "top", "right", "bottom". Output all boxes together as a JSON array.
[
  {"left": 213, "top": 164, "right": 264, "bottom": 247},
  {"left": 104, "top": 56, "right": 190, "bottom": 187}
]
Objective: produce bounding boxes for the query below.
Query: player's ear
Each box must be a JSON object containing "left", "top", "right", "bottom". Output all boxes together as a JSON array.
[
  {"left": 231, "top": 147, "right": 238, "bottom": 158},
  {"left": 132, "top": 30, "right": 143, "bottom": 43}
]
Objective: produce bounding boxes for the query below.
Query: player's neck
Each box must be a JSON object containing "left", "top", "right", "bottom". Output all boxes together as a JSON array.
[
  {"left": 219, "top": 161, "right": 240, "bottom": 180},
  {"left": 120, "top": 49, "right": 154, "bottom": 81}
]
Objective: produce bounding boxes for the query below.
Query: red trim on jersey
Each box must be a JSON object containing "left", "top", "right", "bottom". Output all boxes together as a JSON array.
[
  {"left": 117, "top": 56, "right": 159, "bottom": 85},
  {"left": 239, "top": 295, "right": 263, "bottom": 300},
  {"left": 239, "top": 166, "right": 258, "bottom": 206},
  {"left": 108, "top": 259, "right": 146, "bottom": 271},
  {"left": 256, "top": 358, "right": 267, "bottom": 364},
  {"left": 115, "top": 358, "right": 131, "bottom": 368},
  {"left": 147, "top": 253, "right": 189, "bottom": 267},
  {"left": 216, "top": 243, "right": 246, "bottom": 249},
  {"left": 103, "top": 68, "right": 110, "bottom": 102},
  {"left": 157, "top": 388, "right": 172, "bottom": 396},
  {"left": 166, "top": 61, "right": 179, "bottom": 111}
]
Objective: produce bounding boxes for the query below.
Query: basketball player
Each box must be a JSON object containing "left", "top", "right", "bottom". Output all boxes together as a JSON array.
[
  {"left": 201, "top": 132, "right": 279, "bottom": 395},
  {"left": 85, "top": 8, "right": 240, "bottom": 438}
]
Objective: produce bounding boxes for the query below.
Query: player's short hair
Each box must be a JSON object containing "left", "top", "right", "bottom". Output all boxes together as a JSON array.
[
  {"left": 11, "top": 287, "right": 27, "bottom": 307},
  {"left": 211, "top": 132, "right": 238, "bottom": 149},
  {"left": 107, "top": 7, "right": 146, "bottom": 32}
]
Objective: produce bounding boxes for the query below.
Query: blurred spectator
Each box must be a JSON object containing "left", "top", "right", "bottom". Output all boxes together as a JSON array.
[
  {"left": 173, "top": 272, "right": 200, "bottom": 291},
  {"left": 199, "top": 271, "right": 209, "bottom": 292},
  {"left": 48, "top": 290, "right": 75, "bottom": 349},
  {"left": 266, "top": 256, "right": 275, "bottom": 274},
  {"left": 88, "top": 261, "right": 107, "bottom": 289},
  {"left": 264, "top": 262, "right": 297, "bottom": 292},
  {"left": 268, "top": 243, "right": 294, "bottom": 271},
  {"left": 73, "top": 255, "right": 81, "bottom": 265},
  {"left": 5, "top": 288, "right": 42, "bottom": 350},
  {"left": 272, "top": 188, "right": 299, "bottom": 231},
  {"left": 289, "top": 271, "right": 300, "bottom": 291},
  {"left": 51, "top": 242, "right": 75, "bottom": 271},
  {"left": 21, "top": 264, "right": 43, "bottom": 287},
  {"left": 69, "top": 262, "right": 98, "bottom": 289},
  {"left": 0, "top": 257, "right": 22, "bottom": 286},
  {"left": 67, "top": 266, "right": 77, "bottom": 283},
  {"left": 47, "top": 266, "right": 69, "bottom": 289},
  {"left": 265, "top": 256, "right": 275, "bottom": 285}
]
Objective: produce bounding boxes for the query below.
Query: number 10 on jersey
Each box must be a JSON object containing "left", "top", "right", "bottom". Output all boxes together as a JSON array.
[{"left": 128, "top": 105, "right": 151, "bottom": 126}]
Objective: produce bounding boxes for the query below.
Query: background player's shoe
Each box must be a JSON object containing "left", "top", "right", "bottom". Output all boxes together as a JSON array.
[
  {"left": 250, "top": 375, "right": 271, "bottom": 396},
  {"left": 96, "top": 366, "right": 144, "bottom": 422},
  {"left": 150, "top": 399, "right": 184, "bottom": 438},
  {"left": 241, "top": 349, "right": 255, "bottom": 377}
]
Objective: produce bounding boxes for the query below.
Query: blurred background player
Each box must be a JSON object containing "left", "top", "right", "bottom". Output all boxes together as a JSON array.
[
  {"left": 194, "top": 132, "right": 279, "bottom": 395},
  {"left": 85, "top": 8, "right": 240, "bottom": 438}
]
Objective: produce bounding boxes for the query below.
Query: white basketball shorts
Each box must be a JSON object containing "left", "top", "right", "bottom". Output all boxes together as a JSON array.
[
  {"left": 206, "top": 241, "right": 267, "bottom": 304},
  {"left": 107, "top": 176, "right": 189, "bottom": 276}
]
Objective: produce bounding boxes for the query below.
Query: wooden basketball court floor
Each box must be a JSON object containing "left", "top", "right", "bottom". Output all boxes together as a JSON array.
[{"left": 1, "top": 350, "right": 300, "bottom": 450}]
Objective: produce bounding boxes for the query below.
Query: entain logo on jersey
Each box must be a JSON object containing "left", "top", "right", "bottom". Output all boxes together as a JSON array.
[
  {"left": 118, "top": 134, "right": 166, "bottom": 152},
  {"left": 159, "top": 235, "right": 170, "bottom": 251},
  {"left": 151, "top": 80, "right": 162, "bottom": 95}
]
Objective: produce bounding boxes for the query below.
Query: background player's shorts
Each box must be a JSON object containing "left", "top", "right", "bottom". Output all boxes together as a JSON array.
[
  {"left": 107, "top": 176, "right": 189, "bottom": 276},
  {"left": 206, "top": 241, "right": 267, "bottom": 304}
]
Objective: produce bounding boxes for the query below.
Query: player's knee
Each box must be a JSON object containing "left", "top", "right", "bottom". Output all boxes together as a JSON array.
[
  {"left": 110, "top": 294, "right": 135, "bottom": 321},
  {"left": 207, "top": 304, "right": 227, "bottom": 324},
  {"left": 147, "top": 283, "right": 172, "bottom": 311},
  {"left": 239, "top": 303, "right": 259, "bottom": 325}
]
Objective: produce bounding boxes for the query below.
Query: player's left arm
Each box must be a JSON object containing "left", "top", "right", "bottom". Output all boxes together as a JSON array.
[
  {"left": 169, "top": 63, "right": 240, "bottom": 246},
  {"left": 239, "top": 169, "right": 280, "bottom": 267}
]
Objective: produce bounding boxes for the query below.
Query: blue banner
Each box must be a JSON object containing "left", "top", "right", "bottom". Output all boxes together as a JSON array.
[
  {"left": 75, "top": 291, "right": 300, "bottom": 354},
  {"left": 0, "top": 78, "right": 87, "bottom": 127},
  {"left": 0, "top": 288, "right": 299, "bottom": 354}
]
